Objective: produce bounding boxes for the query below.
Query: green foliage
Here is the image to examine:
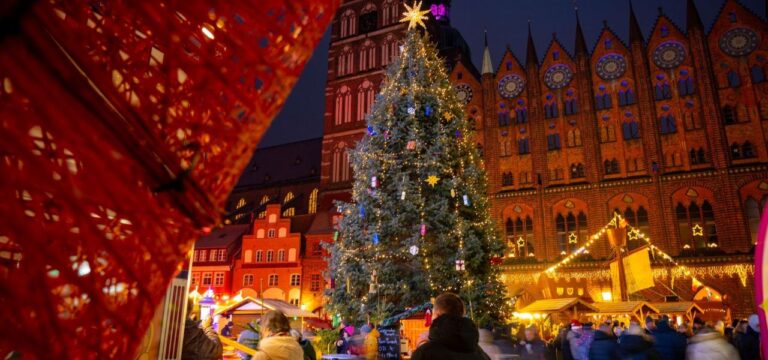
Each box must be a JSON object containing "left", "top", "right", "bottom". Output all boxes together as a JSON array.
[
  {"left": 326, "top": 29, "right": 509, "bottom": 326},
  {"left": 314, "top": 329, "right": 340, "bottom": 355}
]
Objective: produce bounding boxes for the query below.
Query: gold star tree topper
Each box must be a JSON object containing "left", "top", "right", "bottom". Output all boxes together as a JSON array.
[{"left": 400, "top": 1, "right": 431, "bottom": 30}]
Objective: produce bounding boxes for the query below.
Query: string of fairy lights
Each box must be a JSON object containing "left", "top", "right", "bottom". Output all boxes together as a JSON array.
[{"left": 542, "top": 213, "right": 710, "bottom": 291}]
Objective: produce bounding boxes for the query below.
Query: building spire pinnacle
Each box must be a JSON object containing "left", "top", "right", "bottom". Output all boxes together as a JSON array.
[
  {"left": 481, "top": 30, "right": 493, "bottom": 75},
  {"left": 629, "top": 0, "right": 644, "bottom": 43},
  {"left": 526, "top": 20, "right": 538, "bottom": 66},
  {"left": 686, "top": 0, "right": 703, "bottom": 30},
  {"left": 574, "top": 7, "right": 588, "bottom": 55}
]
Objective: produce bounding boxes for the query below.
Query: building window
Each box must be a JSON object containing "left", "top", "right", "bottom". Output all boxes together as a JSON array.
[
  {"left": 277, "top": 249, "right": 286, "bottom": 262},
  {"left": 308, "top": 188, "right": 318, "bottom": 214},
  {"left": 563, "top": 99, "right": 578, "bottom": 115},
  {"left": 600, "top": 125, "right": 616, "bottom": 143},
  {"left": 282, "top": 208, "right": 295, "bottom": 217},
  {"left": 199, "top": 250, "right": 207, "bottom": 262},
  {"left": 310, "top": 274, "right": 322, "bottom": 291},
  {"left": 666, "top": 152, "right": 683, "bottom": 168},
  {"left": 518, "top": 138, "right": 530, "bottom": 155},
  {"left": 214, "top": 272, "right": 225, "bottom": 286},
  {"left": 332, "top": 145, "right": 351, "bottom": 182},
  {"left": 217, "top": 249, "right": 226, "bottom": 262},
  {"left": 208, "top": 250, "right": 216, "bottom": 262},
  {"left": 498, "top": 110, "right": 510, "bottom": 127},
  {"left": 202, "top": 273, "right": 212, "bottom": 286},
  {"left": 243, "top": 274, "right": 254, "bottom": 287},
  {"left": 727, "top": 71, "right": 741, "bottom": 88},
  {"left": 255, "top": 250, "right": 263, "bottom": 262},
  {"left": 722, "top": 106, "right": 736, "bottom": 124},
  {"left": 677, "top": 77, "right": 695, "bottom": 96},
  {"left": 689, "top": 148, "right": 707, "bottom": 165},
  {"left": 570, "top": 163, "right": 585, "bottom": 178},
  {"left": 258, "top": 195, "right": 269, "bottom": 218},
  {"left": 750, "top": 66, "right": 765, "bottom": 84},
  {"left": 550, "top": 168, "right": 564, "bottom": 181},
  {"left": 659, "top": 115, "right": 677, "bottom": 134},
  {"left": 235, "top": 198, "right": 246, "bottom": 220},
  {"left": 618, "top": 90, "right": 635, "bottom": 106},
  {"left": 556, "top": 211, "right": 588, "bottom": 255},
  {"left": 499, "top": 140, "right": 511, "bottom": 157},
  {"left": 622, "top": 121, "right": 640, "bottom": 140},
  {"left": 519, "top": 172, "right": 531, "bottom": 185},
  {"left": 604, "top": 159, "right": 620, "bottom": 174},
  {"left": 614, "top": 206, "right": 650, "bottom": 250},
  {"left": 654, "top": 83, "right": 672, "bottom": 100},
  {"left": 358, "top": 9, "right": 377, "bottom": 34},
  {"left": 683, "top": 112, "right": 701, "bottom": 130},
  {"left": 340, "top": 10, "right": 356, "bottom": 37},
  {"left": 596, "top": 93, "right": 612, "bottom": 110},
  {"left": 547, "top": 134, "right": 561, "bottom": 151},
  {"left": 733, "top": 141, "right": 756, "bottom": 159},
  {"left": 335, "top": 86, "right": 352, "bottom": 124},
  {"left": 566, "top": 129, "right": 582, "bottom": 147},
  {"left": 544, "top": 103, "right": 559, "bottom": 119},
  {"left": 268, "top": 274, "right": 278, "bottom": 287},
  {"left": 290, "top": 274, "right": 301, "bottom": 287},
  {"left": 191, "top": 273, "right": 200, "bottom": 286},
  {"left": 312, "top": 243, "right": 323, "bottom": 256},
  {"left": 501, "top": 172, "right": 514, "bottom": 186},
  {"left": 267, "top": 229, "right": 276, "bottom": 238},
  {"left": 266, "top": 250, "right": 274, "bottom": 262},
  {"left": 515, "top": 108, "right": 528, "bottom": 123},
  {"left": 505, "top": 215, "right": 534, "bottom": 258},
  {"left": 357, "top": 80, "right": 375, "bottom": 121},
  {"left": 676, "top": 200, "right": 717, "bottom": 250}
]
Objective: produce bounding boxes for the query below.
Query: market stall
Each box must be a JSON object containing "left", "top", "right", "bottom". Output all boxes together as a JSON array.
[
  {"left": 587, "top": 301, "right": 660, "bottom": 323},
  {"left": 651, "top": 301, "right": 705, "bottom": 324}
]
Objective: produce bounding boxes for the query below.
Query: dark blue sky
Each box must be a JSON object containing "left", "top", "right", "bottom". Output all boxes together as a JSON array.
[{"left": 258, "top": 0, "right": 764, "bottom": 148}]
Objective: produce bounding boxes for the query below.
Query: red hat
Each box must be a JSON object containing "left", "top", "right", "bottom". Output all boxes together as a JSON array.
[{"left": 571, "top": 320, "right": 582, "bottom": 330}]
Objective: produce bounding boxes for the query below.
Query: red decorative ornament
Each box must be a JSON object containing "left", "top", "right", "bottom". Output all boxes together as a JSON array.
[
  {"left": 0, "top": 0, "right": 338, "bottom": 358},
  {"left": 424, "top": 308, "right": 432, "bottom": 327}
]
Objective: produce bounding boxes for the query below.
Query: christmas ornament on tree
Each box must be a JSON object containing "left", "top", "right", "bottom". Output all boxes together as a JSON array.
[
  {"left": 426, "top": 175, "right": 440, "bottom": 187},
  {"left": 409, "top": 245, "right": 420, "bottom": 255}
]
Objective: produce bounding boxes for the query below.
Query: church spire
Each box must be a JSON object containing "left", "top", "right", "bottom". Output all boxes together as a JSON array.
[
  {"left": 481, "top": 31, "right": 494, "bottom": 75},
  {"left": 686, "top": 0, "right": 703, "bottom": 30},
  {"left": 574, "top": 7, "right": 588, "bottom": 56},
  {"left": 629, "top": 0, "right": 644, "bottom": 43},
  {"left": 526, "top": 21, "right": 538, "bottom": 66}
]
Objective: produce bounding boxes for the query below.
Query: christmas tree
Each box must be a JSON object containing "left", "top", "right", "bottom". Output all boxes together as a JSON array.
[{"left": 327, "top": 2, "right": 507, "bottom": 326}]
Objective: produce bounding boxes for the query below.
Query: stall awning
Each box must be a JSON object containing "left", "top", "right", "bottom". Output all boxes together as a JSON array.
[
  {"left": 518, "top": 298, "right": 598, "bottom": 314},
  {"left": 650, "top": 301, "right": 704, "bottom": 315},
  {"left": 589, "top": 301, "right": 660, "bottom": 316},
  {"left": 215, "top": 297, "right": 317, "bottom": 318}
]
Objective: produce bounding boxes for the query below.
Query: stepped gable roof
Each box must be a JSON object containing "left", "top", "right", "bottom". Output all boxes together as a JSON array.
[{"left": 235, "top": 138, "right": 322, "bottom": 189}]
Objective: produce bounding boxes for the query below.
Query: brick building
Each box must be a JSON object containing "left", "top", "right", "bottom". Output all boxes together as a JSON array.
[
  {"left": 191, "top": 224, "right": 249, "bottom": 295},
  {"left": 313, "top": 0, "right": 763, "bottom": 318}
]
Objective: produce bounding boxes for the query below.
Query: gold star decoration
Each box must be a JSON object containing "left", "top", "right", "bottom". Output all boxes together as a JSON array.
[
  {"left": 425, "top": 175, "right": 440, "bottom": 187},
  {"left": 628, "top": 228, "right": 641, "bottom": 241},
  {"left": 400, "top": 1, "right": 431, "bottom": 30},
  {"left": 517, "top": 237, "right": 525, "bottom": 247},
  {"left": 568, "top": 232, "right": 578, "bottom": 244},
  {"left": 443, "top": 111, "right": 453, "bottom": 120},
  {"left": 692, "top": 224, "right": 704, "bottom": 237}
]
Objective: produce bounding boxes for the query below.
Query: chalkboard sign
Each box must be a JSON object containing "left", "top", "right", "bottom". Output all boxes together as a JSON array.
[{"left": 377, "top": 326, "right": 400, "bottom": 360}]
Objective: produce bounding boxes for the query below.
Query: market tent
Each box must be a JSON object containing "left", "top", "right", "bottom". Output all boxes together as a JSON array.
[
  {"left": 215, "top": 297, "right": 317, "bottom": 318},
  {"left": 518, "top": 298, "right": 598, "bottom": 316},
  {"left": 651, "top": 302, "right": 705, "bottom": 323},
  {"left": 588, "top": 301, "right": 660, "bottom": 322}
]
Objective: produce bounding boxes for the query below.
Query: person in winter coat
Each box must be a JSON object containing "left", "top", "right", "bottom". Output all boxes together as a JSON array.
[
  {"left": 651, "top": 316, "right": 686, "bottom": 360},
  {"left": 554, "top": 324, "right": 574, "bottom": 360},
  {"left": 478, "top": 329, "right": 502, "bottom": 359},
  {"left": 567, "top": 321, "right": 592, "bottom": 360},
  {"left": 737, "top": 314, "right": 760, "bottom": 360},
  {"left": 411, "top": 292, "right": 490, "bottom": 360},
  {"left": 362, "top": 324, "right": 380, "bottom": 360},
  {"left": 181, "top": 301, "right": 223, "bottom": 360},
  {"left": 618, "top": 323, "right": 662, "bottom": 360},
  {"left": 251, "top": 310, "right": 304, "bottom": 360},
  {"left": 237, "top": 321, "right": 260, "bottom": 360},
  {"left": 516, "top": 325, "right": 550, "bottom": 360},
  {"left": 685, "top": 326, "right": 739, "bottom": 360},
  {"left": 290, "top": 329, "right": 317, "bottom": 360},
  {"left": 335, "top": 329, "right": 351, "bottom": 354},
  {"left": 588, "top": 323, "right": 618, "bottom": 360}
]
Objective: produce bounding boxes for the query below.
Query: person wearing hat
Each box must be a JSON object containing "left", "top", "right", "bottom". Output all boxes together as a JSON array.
[
  {"left": 652, "top": 315, "right": 686, "bottom": 360},
  {"left": 567, "top": 320, "right": 591, "bottom": 360}
]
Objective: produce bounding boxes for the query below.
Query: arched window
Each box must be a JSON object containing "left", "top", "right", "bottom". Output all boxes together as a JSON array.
[
  {"left": 335, "top": 86, "right": 352, "bottom": 125},
  {"left": 570, "top": 163, "right": 585, "bottom": 178},
  {"left": 677, "top": 77, "right": 695, "bottom": 96},
  {"left": 501, "top": 172, "right": 514, "bottom": 186},
  {"left": 600, "top": 125, "right": 616, "bottom": 143},
  {"left": 722, "top": 106, "right": 736, "bottom": 124},
  {"left": 759, "top": 99, "right": 768, "bottom": 120},
  {"left": 742, "top": 141, "right": 756, "bottom": 158},
  {"left": 556, "top": 210, "right": 588, "bottom": 255},
  {"left": 567, "top": 129, "right": 582, "bottom": 147},
  {"left": 357, "top": 80, "right": 375, "bottom": 121},
  {"left": 244, "top": 249, "right": 253, "bottom": 263},
  {"left": 604, "top": 159, "right": 620, "bottom": 175},
  {"left": 622, "top": 120, "right": 640, "bottom": 140},
  {"left": 359, "top": 40, "right": 376, "bottom": 71},
  {"left": 506, "top": 215, "right": 534, "bottom": 258},
  {"left": 332, "top": 144, "right": 351, "bottom": 182},
  {"left": 381, "top": 0, "right": 398, "bottom": 25},
  {"left": 255, "top": 250, "right": 263, "bottom": 262},
  {"left": 277, "top": 249, "right": 286, "bottom": 262},
  {"left": 340, "top": 10, "right": 356, "bottom": 37},
  {"left": 282, "top": 207, "right": 295, "bottom": 217},
  {"left": 283, "top": 192, "right": 294, "bottom": 204},
  {"left": 613, "top": 205, "right": 650, "bottom": 250},
  {"left": 745, "top": 197, "right": 762, "bottom": 245},
  {"left": 751, "top": 65, "right": 765, "bottom": 84},
  {"left": 381, "top": 35, "right": 399, "bottom": 65},
  {"left": 727, "top": 70, "right": 741, "bottom": 88},
  {"left": 243, "top": 274, "right": 254, "bottom": 287},
  {"left": 308, "top": 188, "right": 318, "bottom": 214},
  {"left": 676, "top": 200, "right": 717, "bottom": 251}
]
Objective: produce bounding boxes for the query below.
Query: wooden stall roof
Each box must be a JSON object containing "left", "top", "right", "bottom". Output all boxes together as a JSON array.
[
  {"left": 589, "top": 301, "right": 660, "bottom": 315},
  {"left": 518, "top": 298, "right": 598, "bottom": 314},
  {"left": 651, "top": 301, "right": 705, "bottom": 315},
  {"left": 214, "top": 297, "right": 317, "bottom": 318}
]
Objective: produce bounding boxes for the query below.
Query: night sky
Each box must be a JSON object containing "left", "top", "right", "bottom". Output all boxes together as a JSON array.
[{"left": 258, "top": 0, "right": 765, "bottom": 148}]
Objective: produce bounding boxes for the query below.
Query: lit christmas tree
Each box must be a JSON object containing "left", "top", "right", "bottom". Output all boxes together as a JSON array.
[{"left": 327, "top": 2, "right": 507, "bottom": 326}]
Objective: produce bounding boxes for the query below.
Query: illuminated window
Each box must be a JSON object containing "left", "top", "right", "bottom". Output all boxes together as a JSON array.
[
  {"left": 202, "top": 273, "right": 212, "bottom": 286},
  {"left": 506, "top": 215, "right": 534, "bottom": 258},
  {"left": 191, "top": 273, "right": 200, "bottom": 286},
  {"left": 310, "top": 274, "right": 322, "bottom": 291},
  {"left": 259, "top": 195, "right": 269, "bottom": 218},
  {"left": 556, "top": 211, "right": 587, "bottom": 254},
  {"left": 267, "top": 229, "right": 276, "bottom": 238},
  {"left": 235, "top": 198, "right": 246, "bottom": 220},
  {"left": 266, "top": 250, "right": 274, "bottom": 262},
  {"left": 268, "top": 274, "right": 278, "bottom": 287},
  {"left": 308, "top": 188, "right": 318, "bottom": 214},
  {"left": 255, "top": 250, "right": 263, "bottom": 263},
  {"left": 676, "top": 200, "right": 717, "bottom": 251},
  {"left": 217, "top": 249, "right": 226, "bottom": 262}
]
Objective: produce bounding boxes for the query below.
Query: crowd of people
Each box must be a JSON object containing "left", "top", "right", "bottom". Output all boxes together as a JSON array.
[{"left": 180, "top": 294, "right": 762, "bottom": 360}]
